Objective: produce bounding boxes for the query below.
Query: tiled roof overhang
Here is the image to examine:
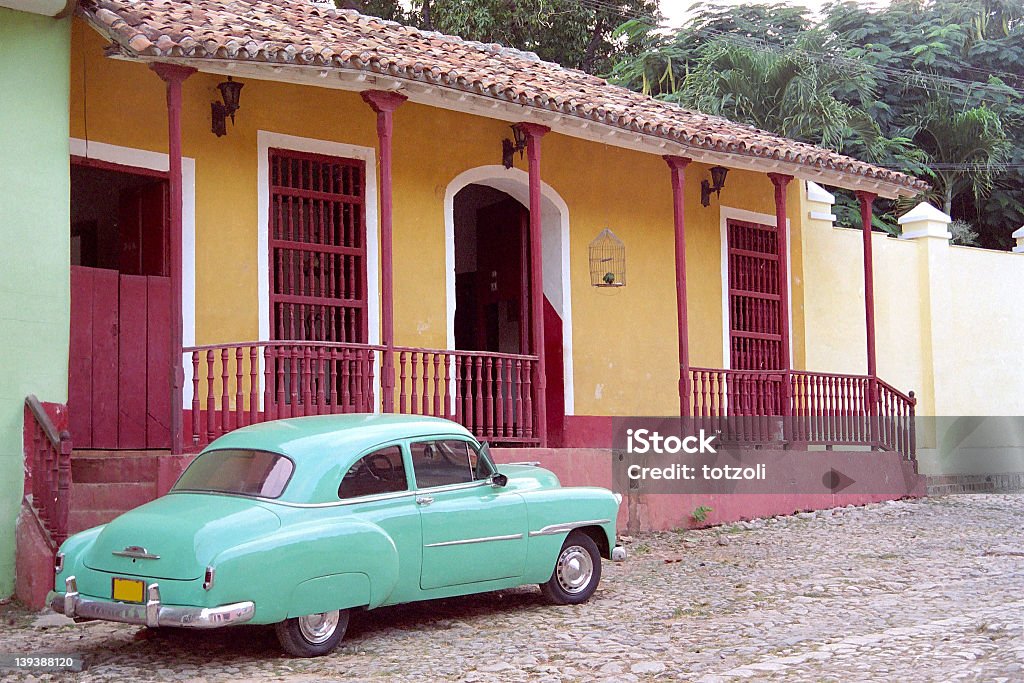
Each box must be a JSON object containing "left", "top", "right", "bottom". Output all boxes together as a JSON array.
[{"left": 79, "top": 0, "right": 928, "bottom": 199}]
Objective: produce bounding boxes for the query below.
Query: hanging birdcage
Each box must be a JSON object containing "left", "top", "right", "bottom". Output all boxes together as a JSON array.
[{"left": 589, "top": 228, "right": 625, "bottom": 287}]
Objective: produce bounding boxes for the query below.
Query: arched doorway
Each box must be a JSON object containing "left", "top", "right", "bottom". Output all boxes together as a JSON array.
[
  {"left": 453, "top": 186, "right": 529, "bottom": 355},
  {"left": 445, "top": 167, "right": 573, "bottom": 446}
]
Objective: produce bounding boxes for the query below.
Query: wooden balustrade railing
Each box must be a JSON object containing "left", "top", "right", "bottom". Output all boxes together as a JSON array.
[
  {"left": 185, "top": 342, "right": 540, "bottom": 447},
  {"left": 187, "top": 341, "right": 383, "bottom": 448},
  {"left": 393, "top": 347, "right": 539, "bottom": 444},
  {"left": 876, "top": 378, "right": 917, "bottom": 461},
  {"left": 24, "top": 395, "right": 72, "bottom": 545},
  {"left": 688, "top": 368, "right": 917, "bottom": 460}
]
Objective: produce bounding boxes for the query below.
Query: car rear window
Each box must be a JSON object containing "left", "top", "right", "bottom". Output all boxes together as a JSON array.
[{"left": 172, "top": 449, "right": 294, "bottom": 499}]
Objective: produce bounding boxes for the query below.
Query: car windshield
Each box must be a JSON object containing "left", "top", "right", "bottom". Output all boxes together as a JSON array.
[{"left": 172, "top": 449, "right": 294, "bottom": 498}]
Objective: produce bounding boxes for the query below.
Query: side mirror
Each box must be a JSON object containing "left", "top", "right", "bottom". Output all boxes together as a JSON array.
[{"left": 491, "top": 473, "right": 508, "bottom": 488}]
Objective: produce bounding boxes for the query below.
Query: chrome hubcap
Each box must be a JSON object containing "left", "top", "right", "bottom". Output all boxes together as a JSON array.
[
  {"left": 297, "top": 610, "right": 340, "bottom": 644},
  {"left": 556, "top": 545, "right": 594, "bottom": 594}
]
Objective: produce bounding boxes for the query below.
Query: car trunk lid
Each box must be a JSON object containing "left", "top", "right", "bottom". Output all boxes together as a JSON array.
[{"left": 83, "top": 493, "right": 281, "bottom": 580}]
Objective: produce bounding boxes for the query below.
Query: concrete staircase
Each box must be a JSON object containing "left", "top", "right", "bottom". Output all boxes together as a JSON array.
[{"left": 68, "top": 451, "right": 165, "bottom": 534}]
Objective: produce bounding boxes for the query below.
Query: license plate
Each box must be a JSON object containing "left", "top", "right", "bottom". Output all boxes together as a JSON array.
[{"left": 111, "top": 577, "right": 145, "bottom": 603}]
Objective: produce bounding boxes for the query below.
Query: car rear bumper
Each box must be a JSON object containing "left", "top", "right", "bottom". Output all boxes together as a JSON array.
[{"left": 47, "top": 576, "right": 254, "bottom": 629}]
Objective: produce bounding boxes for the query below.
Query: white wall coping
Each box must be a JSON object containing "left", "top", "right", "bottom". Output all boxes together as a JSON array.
[
  {"left": 809, "top": 210, "right": 837, "bottom": 222},
  {"left": 898, "top": 202, "right": 951, "bottom": 226},
  {"left": 806, "top": 180, "right": 836, "bottom": 205},
  {"left": 898, "top": 202, "right": 953, "bottom": 240}
]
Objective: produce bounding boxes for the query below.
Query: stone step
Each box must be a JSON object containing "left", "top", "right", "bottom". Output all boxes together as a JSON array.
[
  {"left": 70, "top": 481, "right": 157, "bottom": 512},
  {"left": 71, "top": 450, "right": 165, "bottom": 484}
]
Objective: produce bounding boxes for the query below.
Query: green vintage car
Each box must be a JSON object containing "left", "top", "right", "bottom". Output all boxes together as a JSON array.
[{"left": 48, "top": 414, "right": 624, "bottom": 656}]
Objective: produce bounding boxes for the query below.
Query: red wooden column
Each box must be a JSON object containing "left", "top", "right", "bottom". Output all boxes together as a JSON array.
[
  {"left": 519, "top": 123, "right": 550, "bottom": 447},
  {"left": 361, "top": 90, "right": 408, "bottom": 413},
  {"left": 152, "top": 63, "right": 195, "bottom": 455},
  {"left": 856, "top": 190, "right": 880, "bottom": 428},
  {"left": 855, "top": 191, "right": 878, "bottom": 379},
  {"left": 664, "top": 155, "right": 692, "bottom": 417},
  {"left": 767, "top": 173, "right": 794, "bottom": 420}
]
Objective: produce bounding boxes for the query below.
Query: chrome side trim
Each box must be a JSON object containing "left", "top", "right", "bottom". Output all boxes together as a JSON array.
[
  {"left": 47, "top": 585, "right": 255, "bottom": 629},
  {"left": 415, "top": 479, "right": 492, "bottom": 494},
  {"left": 336, "top": 490, "right": 417, "bottom": 506},
  {"left": 505, "top": 461, "right": 541, "bottom": 467},
  {"left": 112, "top": 546, "right": 161, "bottom": 560},
  {"left": 165, "top": 476, "right": 493, "bottom": 509},
  {"left": 167, "top": 489, "right": 418, "bottom": 508},
  {"left": 424, "top": 533, "right": 524, "bottom": 548},
  {"left": 528, "top": 519, "right": 612, "bottom": 537}
]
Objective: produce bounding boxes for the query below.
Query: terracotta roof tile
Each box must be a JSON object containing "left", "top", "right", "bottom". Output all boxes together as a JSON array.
[{"left": 78, "top": 0, "right": 927, "bottom": 194}]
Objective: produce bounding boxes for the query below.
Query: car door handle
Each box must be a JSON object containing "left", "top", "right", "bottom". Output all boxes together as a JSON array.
[{"left": 416, "top": 497, "right": 434, "bottom": 506}]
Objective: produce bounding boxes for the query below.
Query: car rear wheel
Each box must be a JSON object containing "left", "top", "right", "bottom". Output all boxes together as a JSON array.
[
  {"left": 540, "top": 530, "right": 602, "bottom": 605},
  {"left": 274, "top": 609, "right": 349, "bottom": 657}
]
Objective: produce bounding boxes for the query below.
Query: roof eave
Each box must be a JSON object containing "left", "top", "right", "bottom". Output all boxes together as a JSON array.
[{"left": 91, "top": 21, "right": 924, "bottom": 200}]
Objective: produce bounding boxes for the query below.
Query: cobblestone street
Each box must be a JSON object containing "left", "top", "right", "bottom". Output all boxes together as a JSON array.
[{"left": 2, "top": 493, "right": 1022, "bottom": 682}]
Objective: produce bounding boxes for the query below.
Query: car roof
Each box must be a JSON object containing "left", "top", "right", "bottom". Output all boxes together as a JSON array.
[{"left": 204, "top": 413, "right": 476, "bottom": 462}]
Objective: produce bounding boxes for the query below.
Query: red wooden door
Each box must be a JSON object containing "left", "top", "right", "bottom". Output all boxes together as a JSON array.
[
  {"left": 119, "top": 182, "right": 169, "bottom": 277},
  {"left": 69, "top": 266, "right": 171, "bottom": 449},
  {"left": 475, "top": 199, "right": 527, "bottom": 353},
  {"left": 470, "top": 199, "right": 565, "bottom": 445}
]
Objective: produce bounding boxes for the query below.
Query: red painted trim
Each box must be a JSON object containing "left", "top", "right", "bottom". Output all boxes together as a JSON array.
[
  {"left": 70, "top": 155, "right": 169, "bottom": 179},
  {"left": 519, "top": 123, "right": 550, "bottom": 447},
  {"left": 362, "top": 90, "right": 408, "bottom": 413},
  {"left": 151, "top": 63, "right": 196, "bottom": 455},
  {"left": 664, "top": 155, "right": 692, "bottom": 417},
  {"left": 561, "top": 415, "right": 615, "bottom": 448}
]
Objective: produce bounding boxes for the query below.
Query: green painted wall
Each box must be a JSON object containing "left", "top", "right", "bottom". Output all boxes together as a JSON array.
[{"left": 0, "top": 8, "right": 71, "bottom": 598}]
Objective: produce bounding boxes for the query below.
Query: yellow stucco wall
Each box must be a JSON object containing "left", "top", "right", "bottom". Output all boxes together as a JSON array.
[
  {"left": 799, "top": 192, "right": 927, "bottom": 409},
  {"left": 800, "top": 187, "right": 1024, "bottom": 419},
  {"left": 945, "top": 245, "right": 1024, "bottom": 414},
  {"left": 70, "top": 19, "right": 804, "bottom": 418}
]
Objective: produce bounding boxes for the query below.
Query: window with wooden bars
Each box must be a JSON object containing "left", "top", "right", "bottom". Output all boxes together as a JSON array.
[
  {"left": 727, "top": 219, "right": 783, "bottom": 371},
  {"left": 269, "top": 148, "right": 367, "bottom": 343}
]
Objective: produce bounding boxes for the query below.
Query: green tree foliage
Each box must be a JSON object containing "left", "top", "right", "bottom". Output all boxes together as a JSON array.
[
  {"left": 345, "top": 0, "right": 661, "bottom": 74},
  {"left": 608, "top": 0, "right": 1024, "bottom": 248}
]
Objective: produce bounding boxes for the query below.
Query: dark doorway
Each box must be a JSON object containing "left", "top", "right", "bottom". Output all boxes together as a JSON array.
[
  {"left": 454, "top": 186, "right": 530, "bottom": 354},
  {"left": 452, "top": 184, "right": 566, "bottom": 446},
  {"left": 69, "top": 161, "right": 172, "bottom": 449}
]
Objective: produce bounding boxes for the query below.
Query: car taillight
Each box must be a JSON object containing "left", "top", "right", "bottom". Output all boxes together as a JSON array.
[
  {"left": 203, "top": 566, "right": 215, "bottom": 591},
  {"left": 54, "top": 552, "right": 64, "bottom": 574}
]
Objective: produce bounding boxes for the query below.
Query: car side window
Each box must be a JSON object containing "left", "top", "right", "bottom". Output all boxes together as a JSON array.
[
  {"left": 338, "top": 446, "right": 408, "bottom": 500},
  {"left": 410, "top": 439, "right": 489, "bottom": 488}
]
